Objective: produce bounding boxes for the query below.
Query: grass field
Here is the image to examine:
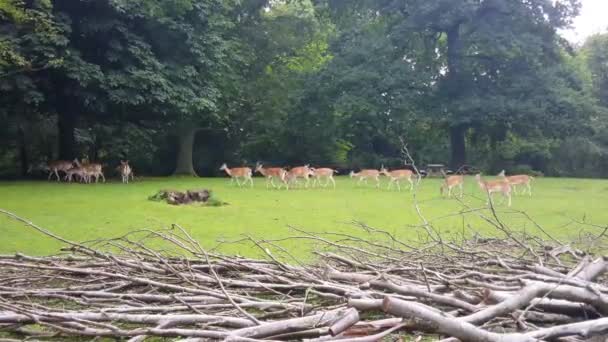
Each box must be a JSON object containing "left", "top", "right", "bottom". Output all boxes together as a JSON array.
[{"left": 1, "top": 176, "right": 607, "bottom": 257}]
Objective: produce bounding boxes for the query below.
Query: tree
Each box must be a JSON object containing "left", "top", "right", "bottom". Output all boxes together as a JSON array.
[{"left": 580, "top": 33, "right": 608, "bottom": 108}]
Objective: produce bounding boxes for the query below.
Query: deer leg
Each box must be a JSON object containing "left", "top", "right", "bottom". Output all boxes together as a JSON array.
[
  {"left": 330, "top": 176, "right": 335, "bottom": 189},
  {"left": 459, "top": 183, "right": 464, "bottom": 198},
  {"left": 447, "top": 186, "right": 452, "bottom": 198},
  {"left": 527, "top": 183, "right": 532, "bottom": 196},
  {"left": 375, "top": 176, "right": 380, "bottom": 188},
  {"left": 408, "top": 178, "right": 414, "bottom": 191},
  {"left": 101, "top": 173, "right": 106, "bottom": 183},
  {"left": 396, "top": 180, "right": 401, "bottom": 192},
  {"left": 54, "top": 169, "right": 61, "bottom": 182}
]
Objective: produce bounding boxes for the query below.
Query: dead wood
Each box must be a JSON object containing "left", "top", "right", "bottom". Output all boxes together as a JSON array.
[{"left": 0, "top": 209, "right": 607, "bottom": 341}]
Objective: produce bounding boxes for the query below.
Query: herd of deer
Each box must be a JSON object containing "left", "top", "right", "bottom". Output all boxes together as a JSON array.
[
  {"left": 220, "top": 163, "right": 534, "bottom": 206},
  {"left": 45, "top": 159, "right": 134, "bottom": 184},
  {"left": 44, "top": 159, "right": 532, "bottom": 206}
]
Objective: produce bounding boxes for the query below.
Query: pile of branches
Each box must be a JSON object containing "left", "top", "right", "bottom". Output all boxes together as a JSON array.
[
  {"left": 0, "top": 210, "right": 608, "bottom": 341},
  {"left": 148, "top": 189, "right": 226, "bottom": 206}
]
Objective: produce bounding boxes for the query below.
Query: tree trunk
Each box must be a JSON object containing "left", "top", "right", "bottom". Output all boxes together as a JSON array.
[
  {"left": 58, "top": 109, "right": 77, "bottom": 160},
  {"left": 450, "top": 124, "right": 467, "bottom": 169},
  {"left": 17, "top": 125, "right": 29, "bottom": 177},
  {"left": 173, "top": 126, "right": 199, "bottom": 176},
  {"left": 446, "top": 24, "right": 467, "bottom": 169}
]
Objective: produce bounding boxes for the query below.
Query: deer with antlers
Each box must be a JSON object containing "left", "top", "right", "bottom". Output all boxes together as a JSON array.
[
  {"left": 310, "top": 167, "right": 338, "bottom": 189},
  {"left": 498, "top": 170, "right": 533, "bottom": 196},
  {"left": 220, "top": 163, "right": 253, "bottom": 188},
  {"left": 46, "top": 160, "right": 76, "bottom": 181},
  {"left": 380, "top": 166, "right": 415, "bottom": 191},
  {"left": 440, "top": 171, "right": 464, "bottom": 198},
  {"left": 349, "top": 169, "right": 381, "bottom": 188},
  {"left": 255, "top": 163, "right": 288, "bottom": 189},
  {"left": 117, "top": 160, "right": 134, "bottom": 184},
  {"left": 475, "top": 174, "right": 512, "bottom": 207}
]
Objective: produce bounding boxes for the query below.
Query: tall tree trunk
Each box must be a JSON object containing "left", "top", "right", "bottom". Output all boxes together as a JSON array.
[
  {"left": 58, "top": 109, "right": 77, "bottom": 160},
  {"left": 173, "top": 126, "right": 199, "bottom": 176},
  {"left": 17, "top": 124, "right": 29, "bottom": 177},
  {"left": 450, "top": 124, "right": 467, "bottom": 169},
  {"left": 446, "top": 23, "right": 467, "bottom": 169}
]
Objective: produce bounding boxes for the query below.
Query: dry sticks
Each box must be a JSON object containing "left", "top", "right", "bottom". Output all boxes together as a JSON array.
[{"left": 0, "top": 211, "right": 607, "bottom": 341}]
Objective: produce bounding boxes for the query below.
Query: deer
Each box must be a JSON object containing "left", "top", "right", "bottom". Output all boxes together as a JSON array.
[
  {"left": 498, "top": 170, "right": 533, "bottom": 196},
  {"left": 220, "top": 163, "right": 253, "bottom": 188},
  {"left": 380, "top": 166, "right": 415, "bottom": 191},
  {"left": 349, "top": 169, "right": 381, "bottom": 188},
  {"left": 285, "top": 165, "right": 313, "bottom": 188},
  {"left": 46, "top": 160, "right": 76, "bottom": 181},
  {"left": 255, "top": 163, "right": 288, "bottom": 189},
  {"left": 310, "top": 167, "right": 338, "bottom": 189},
  {"left": 117, "top": 160, "right": 134, "bottom": 184},
  {"left": 475, "top": 174, "right": 512, "bottom": 207},
  {"left": 64, "top": 164, "right": 88, "bottom": 183},
  {"left": 75, "top": 159, "right": 105, "bottom": 183},
  {"left": 440, "top": 171, "right": 464, "bottom": 198}
]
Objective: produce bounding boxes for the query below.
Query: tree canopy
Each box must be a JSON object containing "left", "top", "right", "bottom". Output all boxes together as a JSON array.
[{"left": 1, "top": 0, "right": 607, "bottom": 178}]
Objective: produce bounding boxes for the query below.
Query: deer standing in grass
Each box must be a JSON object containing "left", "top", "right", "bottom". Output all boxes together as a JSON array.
[
  {"left": 498, "top": 170, "right": 533, "bottom": 196},
  {"left": 75, "top": 159, "right": 105, "bottom": 183},
  {"left": 380, "top": 166, "right": 415, "bottom": 191},
  {"left": 64, "top": 164, "right": 88, "bottom": 183},
  {"left": 475, "top": 174, "right": 512, "bottom": 207},
  {"left": 46, "top": 160, "right": 75, "bottom": 181},
  {"left": 220, "top": 163, "right": 253, "bottom": 188},
  {"left": 349, "top": 169, "right": 381, "bottom": 188},
  {"left": 285, "top": 165, "right": 312, "bottom": 188},
  {"left": 255, "top": 163, "right": 287, "bottom": 189},
  {"left": 310, "top": 167, "right": 338, "bottom": 189},
  {"left": 117, "top": 160, "right": 134, "bottom": 184},
  {"left": 440, "top": 171, "right": 464, "bottom": 198}
]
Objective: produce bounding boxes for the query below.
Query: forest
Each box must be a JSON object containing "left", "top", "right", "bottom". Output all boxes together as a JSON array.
[{"left": 2, "top": 0, "right": 608, "bottom": 178}]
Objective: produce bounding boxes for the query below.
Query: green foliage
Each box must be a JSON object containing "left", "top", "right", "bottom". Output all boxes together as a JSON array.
[
  {"left": 579, "top": 33, "right": 608, "bottom": 107},
  {"left": 1, "top": 0, "right": 608, "bottom": 178}
]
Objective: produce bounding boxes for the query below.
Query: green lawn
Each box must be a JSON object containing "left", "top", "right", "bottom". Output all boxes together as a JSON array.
[{"left": 1, "top": 176, "right": 607, "bottom": 257}]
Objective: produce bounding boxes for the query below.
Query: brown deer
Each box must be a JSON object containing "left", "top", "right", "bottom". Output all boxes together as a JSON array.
[
  {"left": 440, "top": 172, "right": 464, "bottom": 198},
  {"left": 117, "top": 160, "right": 134, "bottom": 184},
  {"left": 285, "top": 165, "right": 313, "bottom": 188},
  {"left": 475, "top": 174, "right": 512, "bottom": 207},
  {"left": 349, "top": 169, "right": 381, "bottom": 188},
  {"left": 255, "top": 163, "right": 288, "bottom": 189},
  {"left": 220, "top": 163, "right": 253, "bottom": 188},
  {"left": 498, "top": 170, "right": 534, "bottom": 196},
  {"left": 64, "top": 165, "right": 88, "bottom": 183},
  {"left": 75, "top": 159, "right": 105, "bottom": 183},
  {"left": 46, "top": 160, "right": 75, "bottom": 181},
  {"left": 380, "top": 166, "right": 415, "bottom": 191},
  {"left": 310, "top": 167, "right": 338, "bottom": 189}
]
